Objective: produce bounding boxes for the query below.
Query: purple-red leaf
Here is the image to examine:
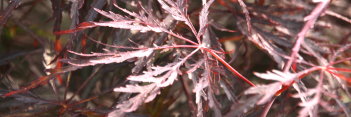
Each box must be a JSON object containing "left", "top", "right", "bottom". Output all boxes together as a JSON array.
[
  {"left": 113, "top": 83, "right": 160, "bottom": 112},
  {"left": 254, "top": 70, "right": 297, "bottom": 85},
  {"left": 245, "top": 82, "right": 282, "bottom": 104},
  {"left": 68, "top": 49, "right": 153, "bottom": 67},
  {"left": 198, "top": 0, "right": 214, "bottom": 37},
  {"left": 127, "top": 63, "right": 179, "bottom": 87}
]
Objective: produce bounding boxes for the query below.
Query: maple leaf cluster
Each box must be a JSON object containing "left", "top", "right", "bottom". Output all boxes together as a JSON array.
[{"left": 1, "top": 0, "right": 351, "bottom": 117}]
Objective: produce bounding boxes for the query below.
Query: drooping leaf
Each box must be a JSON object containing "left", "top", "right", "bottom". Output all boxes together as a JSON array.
[
  {"left": 254, "top": 70, "right": 297, "bottom": 85},
  {"left": 127, "top": 62, "right": 179, "bottom": 87},
  {"left": 113, "top": 83, "right": 160, "bottom": 112},
  {"left": 198, "top": 0, "right": 215, "bottom": 37},
  {"left": 157, "top": 0, "right": 187, "bottom": 22},
  {"left": 68, "top": 49, "right": 153, "bottom": 67},
  {"left": 245, "top": 82, "right": 282, "bottom": 104}
]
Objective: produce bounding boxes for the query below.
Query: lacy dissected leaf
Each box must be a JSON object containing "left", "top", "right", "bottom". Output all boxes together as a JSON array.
[
  {"left": 186, "top": 59, "right": 205, "bottom": 73},
  {"left": 111, "top": 48, "right": 199, "bottom": 114},
  {"left": 128, "top": 48, "right": 200, "bottom": 87},
  {"left": 94, "top": 8, "right": 128, "bottom": 21},
  {"left": 157, "top": 0, "right": 186, "bottom": 22},
  {"left": 198, "top": 0, "right": 215, "bottom": 37},
  {"left": 127, "top": 62, "right": 179, "bottom": 87},
  {"left": 113, "top": 83, "right": 160, "bottom": 112},
  {"left": 193, "top": 72, "right": 209, "bottom": 104},
  {"left": 101, "top": 5, "right": 164, "bottom": 32},
  {"left": 291, "top": 89, "right": 317, "bottom": 99},
  {"left": 298, "top": 94, "right": 319, "bottom": 117},
  {"left": 245, "top": 82, "right": 282, "bottom": 104},
  {"left": 113, "top": 3, "right": 162, "bottom": 26},
  {"left": 254, "top": 70, "right": 297, "bottom": 85},
  {"left": 55, "top": 6, "right": 165, "bottom": 35},
  {"left": 94, "top": 21, "right": 160, "bottom": 32},
  {"left": 67, "top": 49, "right": 153, "bottom": 67}
]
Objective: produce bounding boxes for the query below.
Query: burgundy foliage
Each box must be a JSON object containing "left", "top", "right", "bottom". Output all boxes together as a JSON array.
[{"left": 1, "top": 0, "right": 351, "bottom": 117}]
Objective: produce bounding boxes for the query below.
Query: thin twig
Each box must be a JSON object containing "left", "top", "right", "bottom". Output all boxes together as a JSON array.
[
  {"left": 283, "top": 0, "right": 331, "bottom": 72},
  {"left": 325, "top": 10, "right": 351, "bottom": 24},
  {"left": 206, "top": 48, "right": 256, "bottom": 86}
]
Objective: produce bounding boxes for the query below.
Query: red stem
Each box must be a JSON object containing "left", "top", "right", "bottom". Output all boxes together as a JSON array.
[
  {"left": 283, "top": 0, "right": 330, "bottom": 72},
  {"left": 205, "top": 48, "right": 256, "bottom": 86}
]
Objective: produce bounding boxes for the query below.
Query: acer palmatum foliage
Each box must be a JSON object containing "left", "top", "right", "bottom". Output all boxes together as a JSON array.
[
  {"left": 68, "top": 0, "right": 256, "bottom": 116},
  {"left": 1, "top": 0, "right": 351, "bottom": 117}
]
